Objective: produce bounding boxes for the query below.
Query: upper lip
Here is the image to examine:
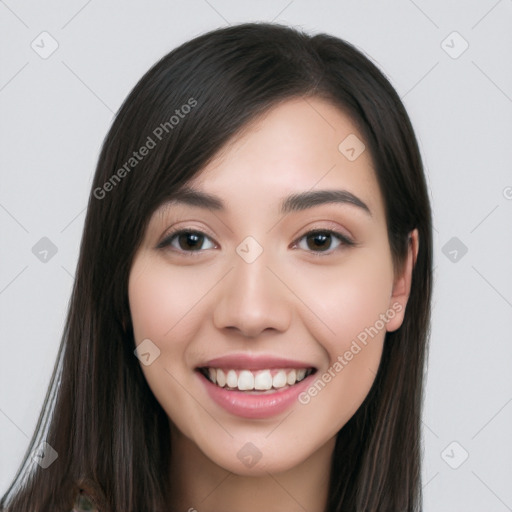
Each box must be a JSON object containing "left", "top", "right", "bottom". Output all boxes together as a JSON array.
[{"left": 197, "top": 353, "right": 317, "bottom": 371}]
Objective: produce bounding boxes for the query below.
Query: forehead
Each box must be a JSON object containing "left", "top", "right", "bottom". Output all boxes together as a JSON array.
[{"left": 180, "top": 97, "right": 384, "bottom": 217}]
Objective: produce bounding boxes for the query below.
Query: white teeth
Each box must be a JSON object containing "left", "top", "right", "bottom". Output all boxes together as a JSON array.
[
  {"left": 204, "top": 367, "right": 312, "bottom": 391},
  {"left": 226, "top": 369, "right": 238, "bottom": 388},
  {"left": 238, "top": 370, "right": 254, "bottom": 390},
  {"left": 216, "top": 369, "right": 226, "bottom": 387},
  {"left": 286, "top": 369, "right": 297, "bottom": 386},
  {"left": 296, "top": 368, "right": 306, "bottom": 381},
  {"left": 254, "top": 370, "right": 272, "bottom": 390},
  {"left": 272, "top": 370, "right": 287, "bottom": 389}
]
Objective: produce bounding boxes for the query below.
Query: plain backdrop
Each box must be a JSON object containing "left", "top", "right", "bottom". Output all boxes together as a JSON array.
[{"left": 1, "top": 1, "right": 512, "bottom": 510}]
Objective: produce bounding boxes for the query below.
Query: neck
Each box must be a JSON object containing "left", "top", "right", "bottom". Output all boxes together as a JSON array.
[{"left": 167, "top": 423, "right": 335, "bottom": 512}]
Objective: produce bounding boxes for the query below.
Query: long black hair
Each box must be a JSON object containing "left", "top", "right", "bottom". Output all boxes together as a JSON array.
[{"left": 1, "top": 21, "right": 432, "bottom": 511}]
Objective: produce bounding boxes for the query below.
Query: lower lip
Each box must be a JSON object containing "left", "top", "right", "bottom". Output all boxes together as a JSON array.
[{"left": 197, "top": 370, "right": 315, "bottom": 419}]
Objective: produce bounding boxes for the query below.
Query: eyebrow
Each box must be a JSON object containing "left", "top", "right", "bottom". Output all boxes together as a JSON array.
[{"left": 165, "top": 187, "right": 372, "bottom": 216}]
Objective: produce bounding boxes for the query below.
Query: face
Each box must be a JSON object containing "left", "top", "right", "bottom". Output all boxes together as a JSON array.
[{"left": 128, "top": 96, "right": 416, "bottom": 476}]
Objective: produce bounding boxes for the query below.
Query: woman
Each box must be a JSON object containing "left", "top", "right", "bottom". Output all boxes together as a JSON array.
[{"left": 1, "top": 21, "right": 432, "bottom": 512}]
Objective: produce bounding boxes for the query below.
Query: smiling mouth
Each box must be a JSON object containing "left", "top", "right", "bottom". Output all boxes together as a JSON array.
[{"left": 198, "top": 367, "right": 316, "bottom": 393}]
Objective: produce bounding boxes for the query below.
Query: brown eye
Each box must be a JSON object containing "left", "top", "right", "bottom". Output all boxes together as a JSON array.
[
  {"left": 175, "top": 232, "right": 205, "bottom": 251},
  {"left": 157, "top": 230, "right": 216, "bottom": 253},
  {"left": 294, "top": 229, "right": 354, "bottom": 254},
  {"left": 305, "top": 232, "right": 332, "bottom": 251}
]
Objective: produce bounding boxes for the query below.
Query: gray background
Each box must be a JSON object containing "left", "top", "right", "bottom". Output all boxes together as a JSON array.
[{"left": 1, "top": 1, "right": 511, "bottom": 510}]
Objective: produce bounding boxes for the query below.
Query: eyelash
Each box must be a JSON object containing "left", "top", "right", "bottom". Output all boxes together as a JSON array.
[{"left": 156, "top": 228, "right": 356, "bottom": 257}]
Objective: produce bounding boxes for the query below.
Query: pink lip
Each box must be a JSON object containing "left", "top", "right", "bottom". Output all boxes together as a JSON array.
[
  {"left": 196, "top": 369, "right": 316, "bottom": 419},
  {"left": 199, "top": 353, "right": 315, "bottom": 371}
]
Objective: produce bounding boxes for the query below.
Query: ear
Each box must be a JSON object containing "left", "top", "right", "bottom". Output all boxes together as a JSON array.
[{"left": 386, "top": 228, "right": 419, "bottom": 332}]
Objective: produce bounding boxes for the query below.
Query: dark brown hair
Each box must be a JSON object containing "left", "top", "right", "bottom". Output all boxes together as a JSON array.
[{"left": 1, "top": 21, "right": 432, "bottom": 511}]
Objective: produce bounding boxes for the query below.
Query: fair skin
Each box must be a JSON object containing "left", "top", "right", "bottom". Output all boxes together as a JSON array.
[{"left": 128, "top": 96, "right": 418, "bottom": 512}]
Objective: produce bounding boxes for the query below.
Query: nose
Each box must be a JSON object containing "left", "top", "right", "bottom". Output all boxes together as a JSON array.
[{"left": 212, "top": 249, "right": 293, "bottom": 339}]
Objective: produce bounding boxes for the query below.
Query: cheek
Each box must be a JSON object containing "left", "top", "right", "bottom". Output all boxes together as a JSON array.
[
  {"left": 128, "top": 257, "right": 210, "bottom": 435},
  {"left": 128, "top": 257, "right": 203, "bottom": 343},
  {"left": 294, "top": 244, "right": 394, "bottom": 353},
  {"left": 128, "top": 257, "right": 203, "bottom": 402},
  {"left": 291, "top": 246, "right": 393, "bottom": 430}
]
